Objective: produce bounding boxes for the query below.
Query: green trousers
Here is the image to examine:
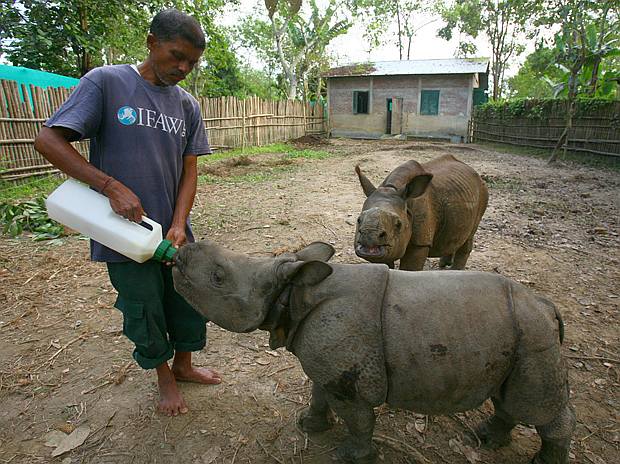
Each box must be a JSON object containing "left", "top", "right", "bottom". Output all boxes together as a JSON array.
[{"left": 107, "top": 260, "right": 207, "bottom": 369}]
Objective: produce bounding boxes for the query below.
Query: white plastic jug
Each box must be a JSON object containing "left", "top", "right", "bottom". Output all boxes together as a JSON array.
[{"left": 46, "top": 178, "right": 176, "bottom": 263}]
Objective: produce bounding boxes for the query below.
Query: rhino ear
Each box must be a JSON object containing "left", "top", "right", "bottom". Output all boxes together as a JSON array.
[
  {"left": 280, "top": 260, "right": 333, "bottom": 286},
  {"left": 292, "top": 261, "right": 333, "bottom": 286},
  {"left": 404, "top": 173, "right": 433, "bottom": 199},
  {"left": 295, "top": 242, "right": 335, "bottom": 262},
  {"left": 355, "top": 165, "right": 376, "bottom": 197}
]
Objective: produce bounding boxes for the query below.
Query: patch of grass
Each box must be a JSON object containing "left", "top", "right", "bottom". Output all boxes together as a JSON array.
[
  {"left": 201, "top": 143, "right": 332, "bottom": 164},
  {"left": 0, "top": 175, "right": 63, "bottom": 202},
  {"left": 478, "top": 142, "right": 620, "bottom": 171},
  {"left": 199, "top": 165, "right": 294, "bottom": 185},
  {"left": 197, "top": 143, "right": 331, "bottom": 185},
  {"left": 284, "top": 149, "right": 330, "bottom": 160},
  {"left": 201, "top": 143, "right": 291, "bottom": 164},
  {"left": 198, "top": 174, "right": 221, "bottom": 185}
]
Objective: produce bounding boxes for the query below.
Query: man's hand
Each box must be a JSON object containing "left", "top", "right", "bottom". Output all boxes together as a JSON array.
[
  {"left": 104, "top": 179, "right": 145, "bottom": 223},
  {"left": 166, "top": 225, "right": 188, "bottom": 249}
]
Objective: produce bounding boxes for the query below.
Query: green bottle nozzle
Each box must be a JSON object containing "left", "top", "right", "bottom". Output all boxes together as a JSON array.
[{"left": 153, "top": 239, "right": 177, "bottom": 262}]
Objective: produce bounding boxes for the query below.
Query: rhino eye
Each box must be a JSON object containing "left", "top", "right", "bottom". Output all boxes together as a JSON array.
[
  {"left": 395, "top": 219, "right": 402, "bottom": 230},
  {"left": 211, "top": 267, "right": 225, "bottom": 287},
  {"left": 357, "top": 216, "right": 361, "bottom": 224}
]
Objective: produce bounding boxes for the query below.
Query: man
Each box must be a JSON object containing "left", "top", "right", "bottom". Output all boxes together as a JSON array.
[{"left": 34, "top": 9, "right": 221, "bottom": 416}]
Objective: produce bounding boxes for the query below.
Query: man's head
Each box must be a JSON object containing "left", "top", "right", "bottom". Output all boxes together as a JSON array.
[{"left": 146, "top": 9, "right": 205, "bottom": 86}]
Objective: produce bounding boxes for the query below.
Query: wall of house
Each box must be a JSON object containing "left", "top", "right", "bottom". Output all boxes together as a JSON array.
[{"left": 327, "top": 74, "right": 475, "bottom": 140}]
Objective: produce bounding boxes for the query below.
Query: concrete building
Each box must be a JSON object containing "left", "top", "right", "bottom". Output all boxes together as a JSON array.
[{"left": 324, "top": 58, "right": 489, "bottom": 142}]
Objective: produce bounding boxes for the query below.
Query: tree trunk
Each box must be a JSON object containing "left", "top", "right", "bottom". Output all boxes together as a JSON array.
[
  {"left": 406, "top": 34, "right": 412, "bottom": 60},
  {"left": 587, "top": 56, "right": 601, "bottom": 95},
  {"left": 396, "top": 2, "right": 403, "bottom": 60},
  {"left": 287, "top": 73, "right": 298, "bottom": 99},
  {"left": 78, "top": 5, "right": 92, "bottom": 76},
  {"left": 314, "top": 76, "right": 323, "bottom": 101},
  {"left": 548, "top": 72, "right": 578, "bottom": 164}
]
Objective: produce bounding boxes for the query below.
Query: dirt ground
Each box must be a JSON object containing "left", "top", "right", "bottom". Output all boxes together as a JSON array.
[{"left": 0, "top": 138, "right": 618, "bottom": 464}]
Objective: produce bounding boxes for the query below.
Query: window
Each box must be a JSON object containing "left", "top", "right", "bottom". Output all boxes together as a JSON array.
[
  {"left": 420, "top": 90, "right": 440, "bottom": 115},
  {"left": 353, "top": 91, "right": 369, "bottom": 114}
]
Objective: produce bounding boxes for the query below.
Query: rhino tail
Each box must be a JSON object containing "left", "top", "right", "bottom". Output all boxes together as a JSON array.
[
  {"left": 555, "top": 304, "right": 565, "bottom": 345},
  {"left": 538, "top": 296, "right": 565, "bottom": 344}
]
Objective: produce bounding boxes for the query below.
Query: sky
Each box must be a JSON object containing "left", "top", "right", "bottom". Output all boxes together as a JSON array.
[{"left": 329, "top": 13, "right": 492, "bottom": 65}]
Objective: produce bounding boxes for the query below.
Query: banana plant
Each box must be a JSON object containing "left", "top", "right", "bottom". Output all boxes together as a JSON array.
[{"left": 546, "top": 23, "right": 619, "bottom": 98}]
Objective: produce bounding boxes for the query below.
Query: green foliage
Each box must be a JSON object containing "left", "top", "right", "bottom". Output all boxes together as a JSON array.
[
  {"left": 1, "top": 0, "right": 250, "bottom": 99},
  {"left": 475, "top": 97, "right": 616, "bottom": 121},
  {"left": 437, "top": 0, "right": 534, "bottom": 99},
  {"left": 1, "top": 0, "right": 155, "bottom": 77},
  {"left": 533, "top": 0, "right": 620, "bottom": 100},
  {"left": 0, "top": 196, "right": 64, "bottom": 240},
  {"left": 235, "top": 66, "right": 283, "bottom": 99},
  {"left": 180, "top": 29, "right": 243, "bottom": 97},
  {"left": 507, "top": 47, "right": 564, "bottom": 98},
  {"left": 573, "top": 96, "right": 618, "bottom": 116},
  {"left": 237, "top": 0, "right": 353, "bottom": 99}
]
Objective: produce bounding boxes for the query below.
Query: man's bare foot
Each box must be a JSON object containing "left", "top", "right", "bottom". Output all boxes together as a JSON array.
[
  {"left": 171, "top": 351, "right": 222, "bottom": 385},
  {"left": 156, "top": 363, "right": 188, "bottom": 416},
  {"left": 172, "top": 365, "right": 222, "bottom": 384}
]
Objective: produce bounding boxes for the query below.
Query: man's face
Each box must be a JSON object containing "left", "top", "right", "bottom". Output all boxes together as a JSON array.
[{"left": 147, "top": 34, "right": 203, "bottom": 86}]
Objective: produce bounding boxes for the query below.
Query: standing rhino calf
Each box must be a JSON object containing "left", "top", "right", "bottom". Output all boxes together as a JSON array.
[
  {"left": 355, "top": 154, "right": 488, "bottom": 270},
  {"left": 173, "top": 241, "right": 575, "bottom": 464}
]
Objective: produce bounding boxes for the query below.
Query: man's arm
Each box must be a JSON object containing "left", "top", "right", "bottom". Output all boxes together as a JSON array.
[
  {"left": 166, "top": 155, "right": 198, "bottom": 248},
  {"left": 34, "top": 126, "right": 145, "bottom": 222}
]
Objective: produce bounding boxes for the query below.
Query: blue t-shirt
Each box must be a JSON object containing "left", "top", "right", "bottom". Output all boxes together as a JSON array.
[{"left": 45, "top": 64, "right": 211, "bottom": 262}]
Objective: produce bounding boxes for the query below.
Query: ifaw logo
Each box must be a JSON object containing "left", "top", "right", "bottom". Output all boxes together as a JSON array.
[
  {"left": 117, "top": 106, "right": 137, "bottom": 125},
  {"left": 116, "top": 105, "right": 186, "bottom": 137}
]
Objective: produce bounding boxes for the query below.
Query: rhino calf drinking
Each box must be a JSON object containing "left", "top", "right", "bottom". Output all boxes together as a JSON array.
[
  {"left": 173, "top": 241, "right": 575, "bottom": 464},
  {"left": 355, "top": 155, "right": 488, "bottom": 270}
]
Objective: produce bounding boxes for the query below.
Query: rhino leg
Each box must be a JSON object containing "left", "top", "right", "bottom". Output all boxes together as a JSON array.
[
  {"left": 399, "top": 245, "right": 428, "bottom": 271},
  {"left": 298, "top": 383, "right": 333, "bottom": 433},
  {"left": 532, "top": 402, "right": 576, "bottom": 464},
  {"left": 439, "top": 254, "right": 454, "bottom": 268},
  {"left": 476, "top": 398, "right": 517, "bottom": 448},
  {"left": 491, "top": 339, "right": 574, "bottom": 463},
  {"left": 451, "top": 236, "right": 473, "bottom": 269},
  {"left": 328, "top": 397, "right": 377, "bottom": 464}
]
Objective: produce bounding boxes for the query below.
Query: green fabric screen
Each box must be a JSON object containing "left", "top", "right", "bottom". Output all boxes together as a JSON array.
[{"left": 0, "top": 64, "right": 79, "bottom": 108}]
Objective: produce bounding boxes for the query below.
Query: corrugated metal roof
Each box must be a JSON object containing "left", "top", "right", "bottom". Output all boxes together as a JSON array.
[{"left": 324, "top": 58, "right": 489, "bottom": 78}]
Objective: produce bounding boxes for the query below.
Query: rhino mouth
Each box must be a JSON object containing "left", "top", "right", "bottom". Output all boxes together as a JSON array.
[{"left": 355, "top": 243, "right": 387, "bottom": 258}]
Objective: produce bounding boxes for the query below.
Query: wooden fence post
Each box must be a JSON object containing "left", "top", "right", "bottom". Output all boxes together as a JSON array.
[{"left": 241, "top": 98, "right": 246, "bottom": 150}]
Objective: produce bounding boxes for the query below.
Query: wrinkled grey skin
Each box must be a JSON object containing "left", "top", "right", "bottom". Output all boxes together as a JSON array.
[
  {"left": 355, "top": 155, "right": 488, "bottom": 270},
  {"left": 173, "top": 240, "right": 575, "bottom": 464}
]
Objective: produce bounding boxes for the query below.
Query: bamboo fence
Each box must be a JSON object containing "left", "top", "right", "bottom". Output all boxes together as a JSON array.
[
  {"left": 470, "top": 99, "right": 620, "bottom": 158},
  {"left": 0, "top": 79, "right": 326, "bottom": 186}
]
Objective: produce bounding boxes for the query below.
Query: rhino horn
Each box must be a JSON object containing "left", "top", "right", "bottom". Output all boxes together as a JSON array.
[{"left": 355, "top": 165, "right": 376, "bottom": 197}]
